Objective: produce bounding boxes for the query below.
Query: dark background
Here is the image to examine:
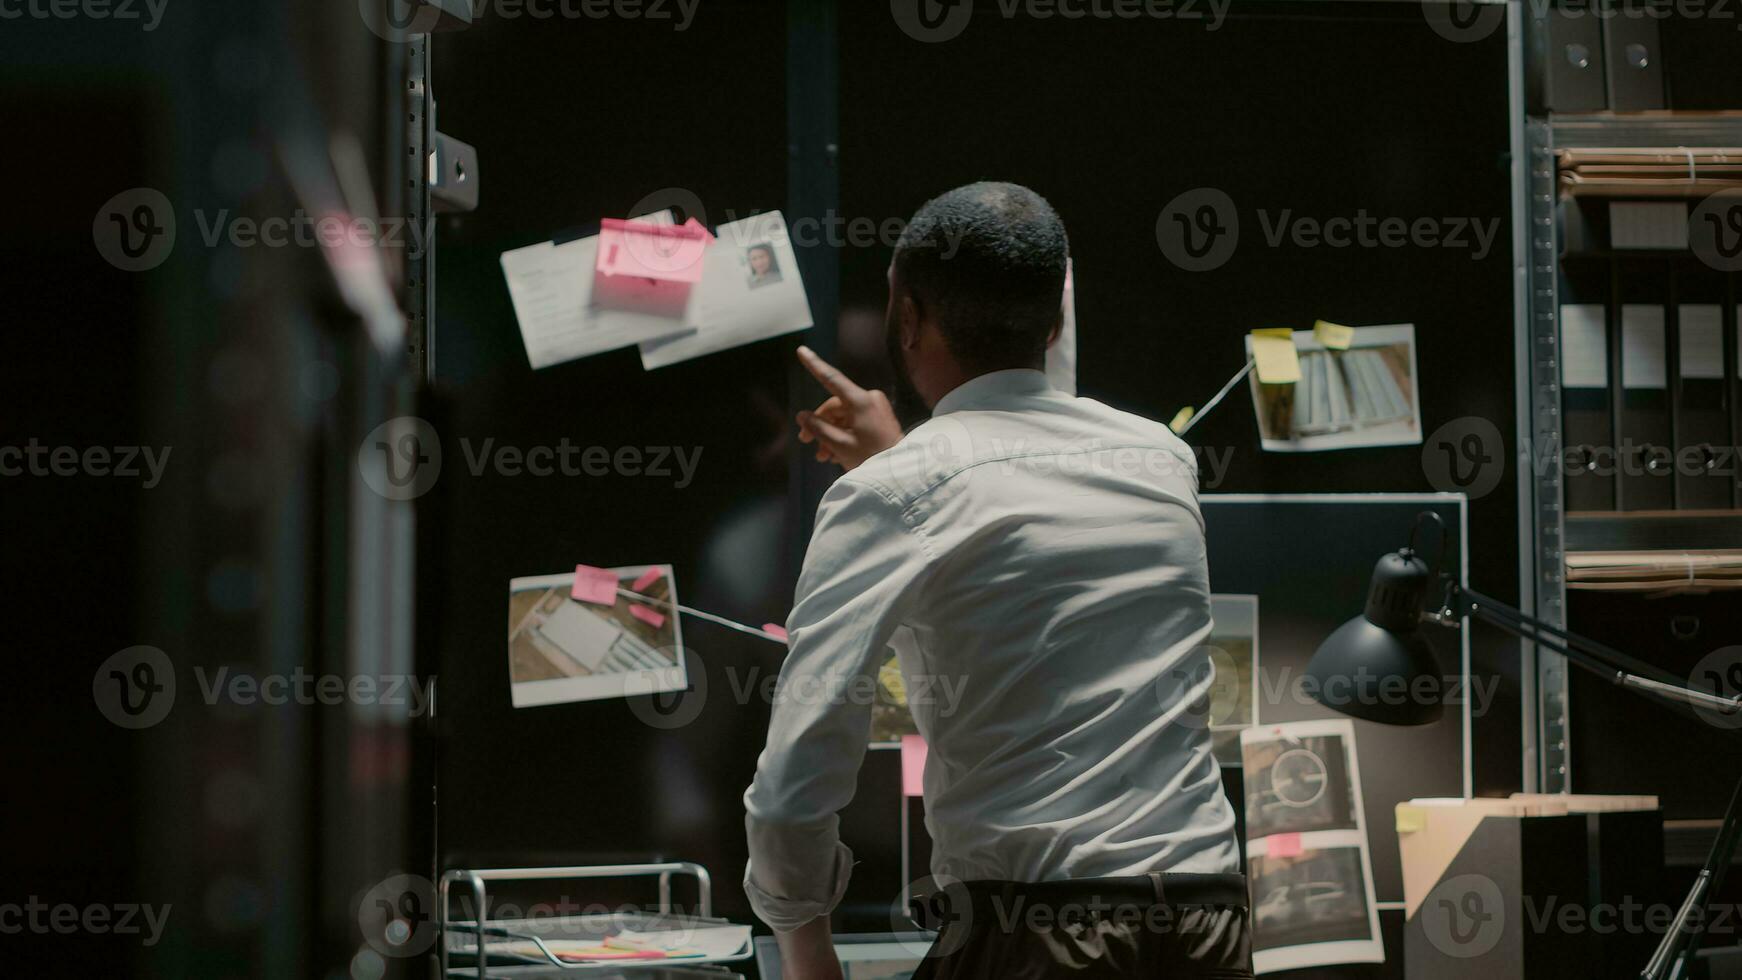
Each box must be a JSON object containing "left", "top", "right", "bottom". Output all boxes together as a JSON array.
[
  {"left": 426, "top": 3, "right": 1522, "bottom": 977},
  {"left": 7, "top": 0, "right": 1742, "bottom": 977}
]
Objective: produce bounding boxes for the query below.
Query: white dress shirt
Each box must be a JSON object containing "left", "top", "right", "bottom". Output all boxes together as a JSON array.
[{"left": 743, "top": 368, "right": 1240, "bottom": 931}]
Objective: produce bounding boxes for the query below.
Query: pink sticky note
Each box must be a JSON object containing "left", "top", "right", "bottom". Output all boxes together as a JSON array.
[
  {"left": 762, "top": 623, "right": 789, "bottom": 641},
  {"left": 571, "top": 565, "right": 620, "bottom": 606},
  {"left": 1267, "top": 832, "right": 1303, "bottom": 858},
  {"left": 629, "top": 603, "right": 667, "bottom": 629},
  {"left": 900, "top": 734, "right": 928, "bottom": 798},
  {"left": 631, "top": 567, "right": 663, "bottom": 593}
]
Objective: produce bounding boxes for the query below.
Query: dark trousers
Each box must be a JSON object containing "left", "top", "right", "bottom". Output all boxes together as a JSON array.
[{"left": 911, "top": 873, "right": 1253, "bottom": 979}]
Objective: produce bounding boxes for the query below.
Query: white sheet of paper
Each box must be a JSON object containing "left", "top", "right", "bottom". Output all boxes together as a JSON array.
[
  {"left": 500, "top": 211, "right": 694, "bottom": 370},
  {"left": 1559, "top": 304, "right": 1609, "bottom": 389},
  {"left": 1609, "top": 201, "right": 1689, "bottom": 250},
  {"left": 638, "top": 211, "right": 813, "bottom": 369},
  {"left": 1679, "top": 305, "right": 1725, "bottom": 380},
  {"left": 1045, "top": 259, "right": 1077, "bottom": 395},
  {"left": 1621, "top": 304, "right": 1667, "bottom": 389}
]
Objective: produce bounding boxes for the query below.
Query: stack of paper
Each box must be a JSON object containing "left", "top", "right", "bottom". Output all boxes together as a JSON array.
[
  {"left": 1566, "top": 549, "right": 1742, "bottom": 594},
  {"left": 1559, "top": 147, "right": 1742, "bottom": 198}
]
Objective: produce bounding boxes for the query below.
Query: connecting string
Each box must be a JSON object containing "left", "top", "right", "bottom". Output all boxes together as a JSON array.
[
  {"left": 616, "top": 587, "right": 789, "bottom": 644},
  {"left": 1177, "top": 358, "right": 1257, "bottom": 437}
]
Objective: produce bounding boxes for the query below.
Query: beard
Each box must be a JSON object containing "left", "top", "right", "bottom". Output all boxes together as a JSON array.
[{"left": 884, "top": 304, "right": 930, "bottom": 429}]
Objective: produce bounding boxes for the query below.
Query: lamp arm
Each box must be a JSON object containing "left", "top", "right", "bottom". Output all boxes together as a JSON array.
[{"left": 1436, "top": 584, "right": 1742, "bottom": 717}]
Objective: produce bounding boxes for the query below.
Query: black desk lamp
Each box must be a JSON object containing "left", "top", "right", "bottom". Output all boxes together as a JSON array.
[{"left": 1303, "top": 511, "right": 1742, "bottom": 980}]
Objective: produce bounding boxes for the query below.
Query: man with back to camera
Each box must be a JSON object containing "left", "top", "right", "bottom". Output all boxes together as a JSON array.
[{"left": 743, "top": 182, "right": 1251, "bottom": 979}]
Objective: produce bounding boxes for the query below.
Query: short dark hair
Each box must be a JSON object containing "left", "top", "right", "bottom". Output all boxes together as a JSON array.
[{"left": 893, "top": 181, "right": 1069, "bottom": 372}]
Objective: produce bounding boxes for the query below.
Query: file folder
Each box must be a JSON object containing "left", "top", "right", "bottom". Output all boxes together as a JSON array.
[
  {"left": 1561, "top": 302, "right": 1615, "bottom": 511},
  {"left": 1618, "top": 298, "right": 1674, "bottom": 511},
  {"left": 1673, "top": 293, "right": 1733, "bottom": 510}
]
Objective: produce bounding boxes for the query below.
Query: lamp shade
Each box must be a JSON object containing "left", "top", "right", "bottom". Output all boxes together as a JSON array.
[
  {"left": 1304, "top": 548, "right": 1446, "bottom": 726},
  {"left": 1306, "top": 616, "right": 1444, "bottom": 726}
]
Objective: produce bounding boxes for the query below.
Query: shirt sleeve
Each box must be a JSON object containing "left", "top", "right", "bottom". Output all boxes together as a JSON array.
[{"left": 742, "top": 475, "right": 931, "bottom": 932}]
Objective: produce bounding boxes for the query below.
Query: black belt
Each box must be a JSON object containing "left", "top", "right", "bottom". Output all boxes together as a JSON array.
[{"left": 912, "top": 872, "right": 1248, "bottom": 930}]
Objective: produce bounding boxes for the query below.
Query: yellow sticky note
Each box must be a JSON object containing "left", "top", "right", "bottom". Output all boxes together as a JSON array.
[
  {"left": 1314, "top": 319, "right": 1356, "bottom": 350},
  {"left": 1249, "top": 328, "right": 1301, "bottom": 385},
  {"left": 1168, "top": 406, "right": 1195, "bottom": 434},
  {"left": 1396, "top": 805, "right": 1426, "bottom": 835}
]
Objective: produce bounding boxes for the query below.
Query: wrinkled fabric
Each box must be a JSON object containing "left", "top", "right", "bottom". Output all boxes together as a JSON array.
[{"left": 744, "top": 369, "right": 1240, "bottom": 930}]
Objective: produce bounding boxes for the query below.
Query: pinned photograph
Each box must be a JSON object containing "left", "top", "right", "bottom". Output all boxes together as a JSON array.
[
  {"left": 745, "top": 242, "right": 783, "bottom": 288},
  {"left": 1250, "top": 847, "right": 1375, "bottom": 954},
  {"left": 1247, "top": 323, "right": 1422, "bottom": 452},
  {"left": 506, "top": 566, "right": 686, "bottom": 708},
  {"left": 1242, "top": 719, "right": 1383, "bottom": 972},
  {"left": 1207, "top": 594, "right": 1258, "bottom": 766},
  {"left": 639, "top": 210, "right": 814, "bottom": 369}
]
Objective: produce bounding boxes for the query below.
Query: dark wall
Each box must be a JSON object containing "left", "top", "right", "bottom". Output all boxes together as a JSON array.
[{"left": 427, "top": 0, "right": 796, "bottom": 922}]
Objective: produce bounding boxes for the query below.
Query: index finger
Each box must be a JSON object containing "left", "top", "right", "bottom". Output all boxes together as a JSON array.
[{"left": 797, "top": 346, "right": 867, "bottom": 403}]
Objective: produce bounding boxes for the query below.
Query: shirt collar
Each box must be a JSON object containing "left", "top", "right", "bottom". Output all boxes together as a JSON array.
[{"left": 932, "top": 369, "right": 1054, "bottom": 417}]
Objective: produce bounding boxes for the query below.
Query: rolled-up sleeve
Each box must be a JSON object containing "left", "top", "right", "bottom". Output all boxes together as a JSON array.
[{"left": 742, "top": 475, "right": 930, "bottom": 932}]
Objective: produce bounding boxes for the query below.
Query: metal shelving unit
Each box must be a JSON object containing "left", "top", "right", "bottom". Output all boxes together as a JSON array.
[{"left": 1516, "top": 6, "right": 1742, "bottom": 794}]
